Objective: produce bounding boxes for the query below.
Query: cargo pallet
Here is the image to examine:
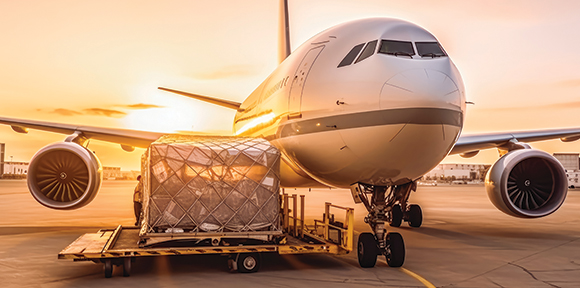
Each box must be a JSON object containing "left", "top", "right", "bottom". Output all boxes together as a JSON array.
[{"left": 58, "top": 194, "right": 354, "bottom": 278}]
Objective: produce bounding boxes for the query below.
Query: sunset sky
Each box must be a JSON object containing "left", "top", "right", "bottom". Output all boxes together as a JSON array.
[{"left": 1, "top": 0, "right": 580, "bottom": 171}]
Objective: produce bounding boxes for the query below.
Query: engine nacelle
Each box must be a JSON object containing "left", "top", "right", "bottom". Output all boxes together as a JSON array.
[
  {"left": 27, "top": 142, "right": 102, "bottom": 210},
  {"left": 485, "top": 149, "right": 567, "bottom": 218}
]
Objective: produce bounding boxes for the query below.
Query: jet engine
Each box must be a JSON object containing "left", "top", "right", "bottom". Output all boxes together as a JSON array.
[
  {"left": 27, "top": 142, "right": 102, "bottom": 210},
  {"left": 485, "top": 149, "right": 567, "bottom": 218}
]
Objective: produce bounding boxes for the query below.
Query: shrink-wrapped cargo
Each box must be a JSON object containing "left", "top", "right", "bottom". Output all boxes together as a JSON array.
[{"left": 140, "top": 135, "right": 281, "bottom": 237}]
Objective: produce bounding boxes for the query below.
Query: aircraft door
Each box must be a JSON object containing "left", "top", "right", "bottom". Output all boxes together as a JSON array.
[{"left": 288, "top": 45, "right": 324, "bottom": 118}]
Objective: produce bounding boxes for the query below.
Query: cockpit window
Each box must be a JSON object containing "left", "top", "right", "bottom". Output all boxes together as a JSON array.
[
  {"left": 337, "top": 43, "right": 365, "bottom": 68},
  {"left": 378, "top": 40, "right": 415, "bottom": 57},
  {"left": 354, "top": 40, "right": 378, "bottom": 64},
  {"left": 416, "top": 42, "right": 447, "bottom": 57}
]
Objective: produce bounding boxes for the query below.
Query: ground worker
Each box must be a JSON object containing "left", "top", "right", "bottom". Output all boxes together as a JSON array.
[{"left": 133, "top": 175, "right": 143, "bottom": 226}]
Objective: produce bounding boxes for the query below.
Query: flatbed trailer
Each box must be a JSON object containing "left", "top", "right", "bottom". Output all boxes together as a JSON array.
[{"left": 58, "top": 196, "right": 355, "bottom": 278}]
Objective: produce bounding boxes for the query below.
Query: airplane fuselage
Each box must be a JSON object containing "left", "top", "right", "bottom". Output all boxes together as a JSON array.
[{"left": 233, "top": 18, "right": 466, "bottom": 188}]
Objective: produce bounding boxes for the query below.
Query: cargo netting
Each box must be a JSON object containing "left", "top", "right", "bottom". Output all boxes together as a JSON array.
[{"left": 140, "top": 135, "right": 281, "bottom": 235}]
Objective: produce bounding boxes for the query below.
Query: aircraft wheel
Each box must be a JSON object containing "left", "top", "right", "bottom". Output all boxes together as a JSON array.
[
  {"left": 408, "top": 204, "right": 423, "bottom": 228},
  {"left": 104, "top": 259, "right": 113, "bottom": 278},
  {"left": 390, "top": 204, "right": 403, "bottom": 227},
  {"left": 357, "top": 232, "right": 378, "bottom": 268},
  {"left": 237, "top": 253, "right": 261, "bottom": 273},
  {"left": 385, "top": 232, "right": 405, "bottom": 267},
  {"left": 123, "top": 257, "right": 132, "bottom": 277}
]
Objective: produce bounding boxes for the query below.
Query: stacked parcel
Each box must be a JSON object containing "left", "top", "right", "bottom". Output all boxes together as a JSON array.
[{"left": 140, "top": 135, "right": 281, "bottom": 239}]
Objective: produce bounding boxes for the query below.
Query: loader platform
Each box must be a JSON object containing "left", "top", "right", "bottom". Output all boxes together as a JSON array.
[{"left": 58, "top": 196, "right": 354, "bottom": 277}]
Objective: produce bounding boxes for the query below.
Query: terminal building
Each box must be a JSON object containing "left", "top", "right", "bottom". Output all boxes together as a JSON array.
[
  {"left": 424, "top": 163, "right": 490, "bottom": 181},
  {"left": 0, "top": 143, "right": 29, "bottom": 179},
  {"left": 103, "top": 167, "right": 139, "bottom": 180},
  {"left": 553, "top": 153, "right": 580, "bottom": 187},
  {"left": 3, "top": 161, "right": 29, "bottom": 175},
  {"left": 103, "top": 166, "right": 122, "bottom": 180}
]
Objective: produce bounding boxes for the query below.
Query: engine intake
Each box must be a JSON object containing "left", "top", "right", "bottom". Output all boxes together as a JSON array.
[
  {"left": 485, "top": 149, "right": 567, "bottom": 218},
  {"left": 27, "top": 142, "right": 102, "bottom": 210}
]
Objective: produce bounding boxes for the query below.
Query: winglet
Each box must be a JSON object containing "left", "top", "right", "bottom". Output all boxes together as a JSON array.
[
  {"left": 278, "top": 0, "right": 291, "bottom": 64},
  {"left": 158, "top": 87, "right": 242, "bottom": 111}
]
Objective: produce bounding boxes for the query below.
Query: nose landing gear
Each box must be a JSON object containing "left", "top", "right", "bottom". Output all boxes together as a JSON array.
[{"left": 350, "top": 182, "right": 421, "bottom": 267}]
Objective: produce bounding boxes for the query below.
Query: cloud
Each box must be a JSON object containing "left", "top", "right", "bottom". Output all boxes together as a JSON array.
[
  {"left": 50, "top": 108, "right": 83, "bottom": 116},
  {"left": 120, "top": 103, "right": 164, "bottom": 109},
  {"left": 40, "top": 103, "right": 160, "bottom": 118},
  {"left": 83, "top": 108, "right": 127, "bottom": 118},
  {"left": 190, "top": 65, "right": 259, "bottom": 80}
]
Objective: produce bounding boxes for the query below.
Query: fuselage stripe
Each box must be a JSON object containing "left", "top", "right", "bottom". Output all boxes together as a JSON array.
[{"left": 277, "top": 107, "right": 462, "bottom": 139}]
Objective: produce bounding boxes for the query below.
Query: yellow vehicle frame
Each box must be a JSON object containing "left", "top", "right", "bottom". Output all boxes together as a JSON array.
[{"left": 58, "top": 194, "right": 354, "bottom": 277}]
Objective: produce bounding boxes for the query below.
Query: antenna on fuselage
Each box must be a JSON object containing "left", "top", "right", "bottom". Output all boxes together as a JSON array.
[{"left": 278, "top": 0, "right": 291, "bottom": 64}]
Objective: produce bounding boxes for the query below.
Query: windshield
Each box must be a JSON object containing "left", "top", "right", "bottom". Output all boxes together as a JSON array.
[
  {"left": 416, "top": 42, "right": 447, "bottom": 57},
  {"left": 354, "top": 40, "right": 378, "bottom": 63},
  {"left": 378, "top": 40, "right": 415, "bottom": 57},
  {"left": 338, "top": 43, "right": 365, "bottom": 68}
]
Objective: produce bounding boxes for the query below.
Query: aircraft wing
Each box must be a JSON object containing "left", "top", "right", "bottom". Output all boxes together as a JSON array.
[
  {"left": 450, "top": 127, "right": 580, "bottom": 155},
  {"left": 0, "top": 116, "right": 164, "bottom": 149},
  {"left": 0, "top": 88, "right": 239, "bottom": 150}
]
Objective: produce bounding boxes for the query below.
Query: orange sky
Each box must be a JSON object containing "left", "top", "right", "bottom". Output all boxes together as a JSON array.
[{"left": 1, "top": 0, "right": 580, "bottom": 170}]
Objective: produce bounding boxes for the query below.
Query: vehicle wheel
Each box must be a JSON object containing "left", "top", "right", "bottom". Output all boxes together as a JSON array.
[
  {"left": 104, "top": 259, "right": 113, "bottom": 278},
  {"left": 408, "top": 204, "right": 423, "bottom": 228},
  {"left": 390, "top": 204, "right": 403, "bottom": 227},
  {"left": 385, "top": 232, "right": 405, "bottom": 267},
  {"left": 237, "top": 253, "right": 260, "bottom": 273},
  {"left": 123, "top": 258, "right": 132, "bottom": 277},
  {"left": 357, "top": 232, "right": 378, "bottom": 268}
]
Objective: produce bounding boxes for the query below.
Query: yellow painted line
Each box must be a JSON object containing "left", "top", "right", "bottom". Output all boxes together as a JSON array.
[
  {"left": 399, "top": 267, "right": 436, "bottom": 288},
  {"left": 355, "top": 230, "right": 436, "bottom": 288}
]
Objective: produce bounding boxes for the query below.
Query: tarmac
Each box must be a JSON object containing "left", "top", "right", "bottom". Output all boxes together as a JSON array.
[{"left": 0, "top": 180, "right": 579, "bottom": 287}]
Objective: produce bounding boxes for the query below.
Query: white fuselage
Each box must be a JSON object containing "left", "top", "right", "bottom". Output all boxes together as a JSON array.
[{"left": 233, "top": 18, "right": 466, "bottom": 188}]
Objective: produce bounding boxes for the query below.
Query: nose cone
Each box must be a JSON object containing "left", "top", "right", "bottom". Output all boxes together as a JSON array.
[{"left": 380, "top": 69, "right": 462, "bottom": 110}]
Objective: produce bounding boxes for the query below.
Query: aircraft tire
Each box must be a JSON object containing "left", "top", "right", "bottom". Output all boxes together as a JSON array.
[
  {"left": 386, "top": 232, "right": 405, "bottom": 267},
  {"left": 390, "top": 204, "right": 403, "bottom": 227},
  {"left": 357, "top": 232, "right": 378, "bottom": 268},
  {"left": 408, "top": 204, "right": 423, "bottom": 228}
]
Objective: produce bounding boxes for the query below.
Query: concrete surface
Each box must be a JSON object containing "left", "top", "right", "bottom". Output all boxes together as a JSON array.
[{"left": 1, "top": 180, "right": 579, "bottom": 287}]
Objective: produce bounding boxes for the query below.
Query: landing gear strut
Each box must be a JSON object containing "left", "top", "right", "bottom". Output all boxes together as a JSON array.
[{"left": 350, "top": 182, "right": 422, "bottom": 267}]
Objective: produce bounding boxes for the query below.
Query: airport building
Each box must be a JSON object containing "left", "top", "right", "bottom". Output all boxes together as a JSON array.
[
  {"left": 0, "top": 143, "right": 29, "bottom": 179},
  {"left": 553, "top": 153, "right": 580, "bottom": 187},
  {"left": 424, "top": 163, "right": 490, "bottom": 181},
  {"left": 553, "top": 153, "right": 580, "bottom": 171},
  {"left": 103, "top": 166, "right": 122, "bottom": 180},
  {"left": 2, "top": 161, "right": 29, "bottom": 178},
  {"left": 103, "top": 167, "right": 139, "bottom": 180}
]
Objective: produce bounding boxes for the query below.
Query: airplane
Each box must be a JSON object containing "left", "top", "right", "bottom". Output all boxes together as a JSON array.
[{"left": 1, "top": 0, "right": 579, "bottom": 268}]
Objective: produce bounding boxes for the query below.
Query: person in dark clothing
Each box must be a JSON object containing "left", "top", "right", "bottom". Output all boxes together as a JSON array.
[{"left": 133, "top": 175, "right": 143, "bottom": 226}]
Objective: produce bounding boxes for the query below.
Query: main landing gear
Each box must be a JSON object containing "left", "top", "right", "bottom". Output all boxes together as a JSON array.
[{"left": 350, "top": 182, "right": 422, "bottom": 267}]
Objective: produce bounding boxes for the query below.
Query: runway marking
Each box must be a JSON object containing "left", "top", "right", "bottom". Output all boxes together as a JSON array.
[
  {"left": 355, "top": 230, "right": 436, "bottom": 288},
  {"left": 399, "top": 267, "right": 436, "bottom": 288}
]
